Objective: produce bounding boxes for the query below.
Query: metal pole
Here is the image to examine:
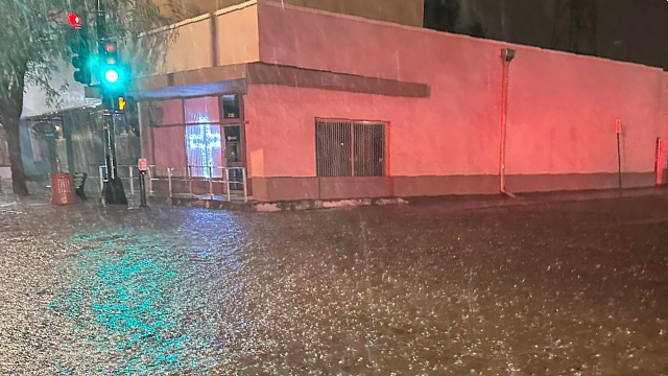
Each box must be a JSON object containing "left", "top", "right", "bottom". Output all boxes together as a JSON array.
[
  {"left": 226, "top": 168, "right": 231, "bottom": 202},
  {"left": 98, "top": 165, "right": 105, "bottom": 191},
  {"left": 242, "top": 168, "right": 248, "bottom": 203},
  {"left": 208, "top": 166, "right": 214, "bottom": 199},
  {"left": 139, "top": 171, "right": 148, "bottom": 207},
  {"left": 129, "top": 166, "right": 134, "bottom": 194},
  {"left": 499, "top": 60, "right": 509, "bottom": 193},
  {"left": 656, "top": 138, "right": 665, "bottom": 186},
  {"left": 499, "top": 49, "right": 515, "bottom": 194},
  {"left": 148, "top": 166, "right": 154, "bottom": 195},
  {"left": 617, "top": 131, "right": 622, "bottom": 190},
  {"left": 188, "top": 166, "right": 193, "bottom": 198},
  {"left": 168, "top": 167, "right": 173, "bottom": 198},
  {"left": 98, "top": 0, "right": 127, "bottom": 205}
]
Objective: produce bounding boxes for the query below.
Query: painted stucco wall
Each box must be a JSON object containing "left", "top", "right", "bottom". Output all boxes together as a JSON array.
[
  {"left": 248, "top": 1, "right": 668, "bottom": 187},
  {"left": 219, "top": 0, "right": 423, "bottom": 27},
  {"left": 156, "top": 0, "right": 423, "bottom": 26},
  {"left": 507, "top": 49, "right": 664, "bottom": 176},
  {"left": 215, "top": 4, "right": 260, "bottom": 65},
  {"left": 156, "top": 15, "right": 214, "bottom": 75},
  {"left": 661, "top": 72, "right": 668, "bottom": 144},
  {"left": 142, "top": 3, "right": 260, "bottom": 77}
]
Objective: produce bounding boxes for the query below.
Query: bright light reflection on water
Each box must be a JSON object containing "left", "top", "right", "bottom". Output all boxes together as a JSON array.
[{"left": 48, "top": 210, "right": 247, "bottom": 375}]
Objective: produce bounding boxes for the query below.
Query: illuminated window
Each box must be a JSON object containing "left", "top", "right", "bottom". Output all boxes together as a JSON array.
[
  {"left": 184, "top": 97, "right": 219, "bottom": 124},
  {"left": 186, "top": 121, "right": 222, "bottom": 178}
]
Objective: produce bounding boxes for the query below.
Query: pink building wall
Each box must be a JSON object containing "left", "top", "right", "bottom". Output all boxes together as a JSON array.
[
  {"left": 245, "top": 2, "right": 668, "bottom": 195},
  {"left": 507, "top": 48, "right": 663, "bottom": 176},
  {"left": 255, "top": 2, "right": 504, "bottom": 178},
  {"left": 138, "top": 1, "right": 668, "bottom": 200}
]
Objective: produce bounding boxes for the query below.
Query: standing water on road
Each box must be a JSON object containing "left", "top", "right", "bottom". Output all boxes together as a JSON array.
[{"left": 2, "top": 196, "right": 668, "bottom": 375}]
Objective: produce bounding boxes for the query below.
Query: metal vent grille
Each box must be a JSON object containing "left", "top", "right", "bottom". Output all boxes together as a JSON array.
[{"left": 316, "top": 119, "right": 385, "bottom": 177}]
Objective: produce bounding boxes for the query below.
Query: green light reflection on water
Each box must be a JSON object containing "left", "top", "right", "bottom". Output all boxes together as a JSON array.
[{"left": 50, "top": 231, "right": 220, "bottom": 375}]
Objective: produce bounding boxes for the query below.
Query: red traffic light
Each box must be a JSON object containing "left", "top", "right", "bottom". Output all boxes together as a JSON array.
[
  {"left": 68, "top": 13, "right": 82, "bottom": 29},
  {"left": 104, "top": 42, "right": 116, "bottom": 53}
]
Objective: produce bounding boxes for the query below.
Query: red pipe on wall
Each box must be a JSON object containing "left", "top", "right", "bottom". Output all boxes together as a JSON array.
[{"left": 499, "top": 49, "right": 515, "bottom": 194}]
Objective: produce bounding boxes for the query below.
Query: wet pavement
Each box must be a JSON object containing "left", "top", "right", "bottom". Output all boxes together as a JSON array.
[{"left": 2, "top": 194, "right": 668, "bottom": 375}]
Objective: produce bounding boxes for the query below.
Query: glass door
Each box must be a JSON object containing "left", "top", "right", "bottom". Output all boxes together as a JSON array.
[{"left": 223, "top": 125, "right": 244, "bottom": 190}]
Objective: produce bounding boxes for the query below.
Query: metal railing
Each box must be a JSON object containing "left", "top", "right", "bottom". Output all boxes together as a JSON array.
[
  {"left": 98, "top": 165, "right": 141, "bottom": 194},
  {"left": 145, "top": 165, "right": 248, "bottom": 203}
]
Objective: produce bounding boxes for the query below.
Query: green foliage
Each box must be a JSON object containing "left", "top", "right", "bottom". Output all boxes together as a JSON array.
[
  {"left": 0, "top": 0, "right": 181, "bottom": 108},
  {"left": 0, "top": 0, "right": 188, "bottom": 195}
]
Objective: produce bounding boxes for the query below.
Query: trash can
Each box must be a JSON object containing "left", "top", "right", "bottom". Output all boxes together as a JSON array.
[{"left": 51, "top": 173, "right": 78, "bottom": 205}]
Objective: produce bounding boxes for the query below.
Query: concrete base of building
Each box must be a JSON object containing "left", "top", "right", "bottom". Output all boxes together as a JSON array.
[
  {"left": 154, "top": 185, "right": 668, "bottom": 213},
  {"left": 251, "top": 172, "right": 658, "bottom": 202},
  {"left": 154, "top": 196, "right": 408, "bottom": 212},
  {"left": 506, "top": 172, "right": 656, "bottom": 193}
]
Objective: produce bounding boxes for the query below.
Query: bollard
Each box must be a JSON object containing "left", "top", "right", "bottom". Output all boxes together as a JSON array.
[
  {"left": 139, "top": 171, "right": 148, "bottom": 207},
  {"left": 167, "top": 168, "right": 173, "bottom": 198},
  {"left": 129, "top": 166, "right": 135, "bottom": 195},
  {"left": 208, "top": 166, "right": 214, "bottom": 199},
  {"left": 137, "top": 158, "right": 148, "bottom": 207}
]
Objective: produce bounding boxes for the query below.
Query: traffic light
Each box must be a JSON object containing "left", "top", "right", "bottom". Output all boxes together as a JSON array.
[
  {"left": 117, "top": 96, "right": 126, "bottom": 111},
  {"left": 67, "top": 13, "right": 92, "bottom": 85},
  {"left": 98, "top": 41, "right": 128, "bottom": 93},
  {"left": 68, "top": 13, "right": 82, "bottom": 29}
]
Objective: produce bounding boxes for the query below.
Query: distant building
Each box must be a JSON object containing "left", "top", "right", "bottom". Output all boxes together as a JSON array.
[{"left": 156, "top": 0, "right": 424, "bottom": 26}]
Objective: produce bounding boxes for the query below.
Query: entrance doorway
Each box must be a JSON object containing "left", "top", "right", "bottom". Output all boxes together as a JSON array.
[{"left": 223, "top": 125, "right": 244, "bottom": 190}]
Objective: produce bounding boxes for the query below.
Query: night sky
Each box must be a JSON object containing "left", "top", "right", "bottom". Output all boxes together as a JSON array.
[{"left": 426, "top": 0, "right": 668, "bottom": 70}]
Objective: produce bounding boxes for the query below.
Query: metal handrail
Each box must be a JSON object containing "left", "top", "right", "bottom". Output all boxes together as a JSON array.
[
  {"left": 145, "top": 165, "right": 248, "bottom": 203},
  {"left": 98, "top": 165, "right": 141, "bottom": 194}
]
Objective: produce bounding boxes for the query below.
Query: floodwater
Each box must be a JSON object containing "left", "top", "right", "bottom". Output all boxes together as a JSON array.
[{"left": 1, "top": 195, "right": 668, "bottom": 375}]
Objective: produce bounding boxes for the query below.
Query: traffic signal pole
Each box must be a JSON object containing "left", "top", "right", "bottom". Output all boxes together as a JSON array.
[{"left": 97, "top": 0, "right": 127, "bottom": 205}]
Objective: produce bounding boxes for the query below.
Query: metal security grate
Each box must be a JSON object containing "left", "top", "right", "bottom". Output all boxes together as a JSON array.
[
  {"left": 316, "top": 119, "right": 385, "bottom": 177},
  {"left": 354, "top": 123, "right": 385, "bottom": 177}
]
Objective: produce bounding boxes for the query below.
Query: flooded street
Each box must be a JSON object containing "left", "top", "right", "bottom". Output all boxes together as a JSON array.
[{"left": 2, "top": 196, "right": 668, "bottom": 375}]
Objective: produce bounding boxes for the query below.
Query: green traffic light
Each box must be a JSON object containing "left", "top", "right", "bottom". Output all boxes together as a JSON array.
[
  {"left": 98, "top": 64, "right": 128, "bottom": 92},
  {"left": 104, "top": 69, "right": 119, "bottom": 84}
]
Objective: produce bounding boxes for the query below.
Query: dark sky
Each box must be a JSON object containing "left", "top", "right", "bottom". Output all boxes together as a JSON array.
[{"left": 426, "top": 0, "right": 668, "bottom": 70}]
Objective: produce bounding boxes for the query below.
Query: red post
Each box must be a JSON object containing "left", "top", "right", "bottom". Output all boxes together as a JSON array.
[
  {"left": 616, "top": 119, "right": 622, "bottom": 190},
  {"left": 656, "top": 138, "right": 664, "bottom": 185}
]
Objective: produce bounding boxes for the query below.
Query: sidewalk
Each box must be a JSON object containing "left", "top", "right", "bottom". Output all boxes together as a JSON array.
[
  {"left": 406, "top": 186, "right": 668, "bottom": 212},
  {"left": 156, "top": 186, "right": 668, "bottom": 212},
  {"left": 3, "top": 180, "right": 666, "bottom": 213}
]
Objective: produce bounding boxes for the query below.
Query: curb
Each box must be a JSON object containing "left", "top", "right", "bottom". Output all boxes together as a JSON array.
[{"left": 150, "top": 187, "right": 668, "bottom": 213}]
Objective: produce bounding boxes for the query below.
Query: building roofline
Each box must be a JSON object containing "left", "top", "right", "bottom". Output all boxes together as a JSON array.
[{"left": 256, "top": 0, "right": 663, "bottom": 72}]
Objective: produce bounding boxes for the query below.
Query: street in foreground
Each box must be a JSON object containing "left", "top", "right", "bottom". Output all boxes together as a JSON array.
[{"left": 1, "top": 195, "right": 668, "bottom": 375}]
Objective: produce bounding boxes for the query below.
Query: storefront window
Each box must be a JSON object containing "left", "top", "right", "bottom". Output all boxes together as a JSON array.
[
  {"left": 184, "top": 97, "right": 220, "bottom": 124},
  {"left": 148, "top": 95, "right": 242, "bottom": 179},
  {"left": 185, "top": 124, "right": 223, "bottom": 178},
  {"left": 149, "top": 99, "right": 184, "bottom": 126},
  {"left": 222, "top": 95, "right": 240, "bottom": 119}
]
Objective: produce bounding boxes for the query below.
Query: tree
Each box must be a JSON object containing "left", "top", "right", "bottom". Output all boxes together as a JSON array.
[{"left": 0, "top": 0, "right": 179, "bottom": 195}]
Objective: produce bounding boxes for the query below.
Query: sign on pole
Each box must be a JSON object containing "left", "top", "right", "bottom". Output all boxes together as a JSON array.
[{"left": 138, "top": 158, "right": 148, "bottom": 172}]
